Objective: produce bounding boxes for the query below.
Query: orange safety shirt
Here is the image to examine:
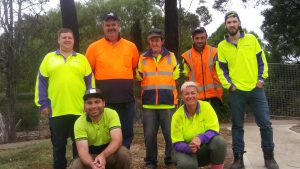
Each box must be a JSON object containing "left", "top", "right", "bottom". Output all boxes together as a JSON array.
[
  {"left": 86, "top": 38, "right": 139, "bottom": 103},
  {"left": 139, "top": 48, "right": 178, "bottom": 105},
  {"left": 182, "top": 44, "right": 223, "bottom": 101}
]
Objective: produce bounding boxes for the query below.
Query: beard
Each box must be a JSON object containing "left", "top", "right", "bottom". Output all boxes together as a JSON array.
[{"left": 227, "top": 27, "right": 239, "bottom": 36}]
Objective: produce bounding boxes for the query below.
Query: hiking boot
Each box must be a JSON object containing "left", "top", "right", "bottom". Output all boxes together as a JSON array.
[
  {"left": 264, "top": 151, "right": 279, "bottom": 169},
  {"left": 230, "top": 153, "right": 245, "bottom": 169}
]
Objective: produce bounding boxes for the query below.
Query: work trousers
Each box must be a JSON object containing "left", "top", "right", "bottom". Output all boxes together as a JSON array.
[
  {"left": 50, "top": 114, "right": 80, "bottom": 169},
  {"left": 230, "top": 87, "right": 275, "bottom": 154},
  {"left": 106, "top": 102, "right": 135, "bottom": 149},
  {"left": 174, "top": 136, "right": 226, "bottom": 169}
]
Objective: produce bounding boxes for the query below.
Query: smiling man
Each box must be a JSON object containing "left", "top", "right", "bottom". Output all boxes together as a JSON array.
[
  {"left": 85, "top": 12, "right": 139, "bottom": 149},
  {"left": 35, "top": 28, "right": 93, "bottom": 169},
  {"left": 216, "top": 11, "right": 279, "bottom": 169},
  {"left": 69, "top": 88, "right": 131, "bottom": 169},
  {"left": 136, "top": 28, "right": 179, "bottom": 169},
  {"left": 181, "top": 27, "right": 223, "bottom": 118}
]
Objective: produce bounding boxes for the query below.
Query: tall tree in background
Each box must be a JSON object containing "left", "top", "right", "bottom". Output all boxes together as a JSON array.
[
  {"left": 261, "top": 0, "right": 300, "bottom": 63},
  {"left": 0, "top": 0, "right": 48, "bottom": 143},
  {"left": 165, "top": 0, "right": 179, "bottom": 57},
  {"left": 60, "top": 0, "right": 79, "bottom": 51}
]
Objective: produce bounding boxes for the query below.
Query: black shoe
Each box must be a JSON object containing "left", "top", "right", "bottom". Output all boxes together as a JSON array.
[
  {"left": 230, "top": 152, "right": 245, "bottom": 169},
  {"left": 264, "top": 151, "right": 279, "bottom": 169}
]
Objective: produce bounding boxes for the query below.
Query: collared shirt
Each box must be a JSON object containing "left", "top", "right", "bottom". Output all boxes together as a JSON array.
[
  {"left": 171, "top": 101, "right": 219, "bottom": 154},
  {"left": 35, "top": 49, "right": 94, "bottom": 117},
  {"left": 216, "top": 32, "right": 268, "bottom": 91},
  {"left": 74, "top": 108, "right": 121, "bottom": 146}
]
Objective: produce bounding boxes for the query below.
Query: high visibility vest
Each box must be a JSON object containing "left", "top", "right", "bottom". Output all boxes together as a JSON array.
[
  {"left": 182, "top": 45, "right": 223, "bottom": 101},
  {"left": 140, "top": 53, "right": 178, "bottom": 105}
]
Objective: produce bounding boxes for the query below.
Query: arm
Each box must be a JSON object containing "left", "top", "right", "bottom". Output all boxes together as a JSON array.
[
  {"left": 135, "top": 56, "right": 143, "bottom": 81},
  {"left": 83, "top": 55, "right": 95, "bottom": 89},
  {"left": 215, "top": 53, "right": 235, "bottom": 91},
  {"left": 76, "top": 140, "right": 100, "bottom": 169},
  {"left": 255, "top": 38, "right": 268, "bottom": 87},
  {"left": 85, "top": 44, "right": 96, "bottom": 74},
  {"left": 131, "top": 43, "right": 140, "bottom": 76},
  {"left": 94, "top": 128, "right": 122, "bottom": 168},
  {"left": 34, "top": 56, "right": 51, "bottom": 117}
]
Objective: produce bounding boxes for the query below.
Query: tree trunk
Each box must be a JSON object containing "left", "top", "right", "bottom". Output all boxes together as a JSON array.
[
  {"left": 165, "top": 0, "right": 179, "bottom": 58},
  {"left": 131, "top": 19, "right": 143, "bottom": 52},
  {"left": 60, "top": 0, "right": 79, "bottom": 51}
]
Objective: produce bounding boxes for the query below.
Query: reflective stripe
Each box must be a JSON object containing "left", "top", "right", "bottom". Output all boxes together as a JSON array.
[
  {"left": 215, "top": 83, "right": 223, "bottom": 88},
  {"left": 142, "top": 59, "right": 147, "bottom": 66},
  {"left": 144, "top": 71, "right": 173, "bottom": 77},
  {"left": 187, "top": 50, "right": 195, "bottom": 81},
  {"left": 198, "top": 84, "right": 215, "bottom": 92},
  {"left": 167, "top": 55, "right": 171, "bottom": 64},
  {"left": 142, "top": 85, "right": 176, "bottom": 90}
]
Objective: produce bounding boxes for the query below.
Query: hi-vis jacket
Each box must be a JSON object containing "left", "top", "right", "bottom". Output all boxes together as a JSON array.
[
  {"left": 136, "top": 48, "right": 179, "bottom": 106},
  {"left": 182, "top": 44, "right": 223, "bottom": 101}
]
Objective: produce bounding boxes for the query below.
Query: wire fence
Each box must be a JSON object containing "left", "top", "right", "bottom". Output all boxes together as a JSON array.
[{"left": 265, "top": 63, "right": 300, "bottom": 117}]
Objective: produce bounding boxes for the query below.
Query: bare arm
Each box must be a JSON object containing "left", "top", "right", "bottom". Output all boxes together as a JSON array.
[
  {"left": 94, "top": 128, "right": 122, "bottom": 168},
  {"left": 76, "top": 140, "right": 100, "bottom": 169}
]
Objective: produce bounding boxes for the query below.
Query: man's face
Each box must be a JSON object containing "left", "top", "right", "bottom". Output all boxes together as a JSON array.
[
  {"left": 193, "top": 32, "right": 207, "bottom": 50},
  {"left": 182, "top": 86, "right": 198, "bottom": 106},
  {"left": 148, "top": 37, "right": 164, "bottom": 54},
  {"left": 84, "top": 97, "right": 105, "bottom": 119},
  {"left": 58, "top": 32, "right": 74, "bottom": 51},
  {"left": 225, "top": 17, "right": 241, "bottom": 36},
  {"left": 102, "top": 19, "right": 120, "bottom": 42}
]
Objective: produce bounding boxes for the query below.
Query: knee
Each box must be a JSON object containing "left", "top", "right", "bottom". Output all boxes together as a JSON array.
[
  {"left": 176, "top": 160, "right": 198, "bottom": 169},
  {"left": 115, "top": 146, "right": 131, "bottom": 167},
  {"left": 210, "top": 136, "right": 227, "bottom": 152}
]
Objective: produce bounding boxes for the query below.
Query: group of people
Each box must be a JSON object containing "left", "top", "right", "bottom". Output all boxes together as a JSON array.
[{"left": 34, "top": 11, "right": 279, "bottom": 169}]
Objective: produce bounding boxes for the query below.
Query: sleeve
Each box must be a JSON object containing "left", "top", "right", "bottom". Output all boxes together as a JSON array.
[
  {"left": 34, "top": 55, "right": 51, "bottom": 111},
  {"left": 74, "top": 117, "right": 88, "bottom": 141},
  {"left": 85, "top": 44, "right": 96, "bottom": 73},
  {"left": 108, "top": 109, "right": 121, "bottom": 130},
  {"left": 171, "top": 109, "right": 185, "bottom": 144},
  {"left": 215, "top": 48, "right": 233, "bottom": 90},
  {"left": 182, "top": 58, "right": 190, "bottom": 77},
  {"left": 83, "top": 55, "right": 95, "bottom": 89},
  {"left": 199, "top": 102, "right": 220, "bottom": 142},
  {"left": 135, "top": 56, "right": 144, "bottom": 81},
  {"left": 173, "top": 142, "right": 191, "bottom": 154},
  {"left": 131, "top": 43, "right": 140, "bottom": 69},
  {"left": 172, "top": 55, "right": 180, "bottom": 80},
  {"left": 255, "top": 38, "right": 268, "bottom": 81}
]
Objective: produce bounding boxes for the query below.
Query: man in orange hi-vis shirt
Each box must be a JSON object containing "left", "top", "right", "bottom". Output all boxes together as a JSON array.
[{"left": 85, "top": 12, "right": 139, "bottom": 149}]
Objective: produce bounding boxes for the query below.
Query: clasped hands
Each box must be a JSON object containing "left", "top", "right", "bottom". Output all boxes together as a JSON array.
[{"left": 189, "top": 137, "right": 201, "bottom": 154}]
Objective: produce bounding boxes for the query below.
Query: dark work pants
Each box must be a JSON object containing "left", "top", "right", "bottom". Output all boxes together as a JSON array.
[
  {"left": 106, "top": 102, "right": 135, "bottom": 149},
  {"left": 49, "top": 115, "right": 80, "bottom": 169},
  {"left": 230, "top": 88, "right": 275, "bottom": 154}
]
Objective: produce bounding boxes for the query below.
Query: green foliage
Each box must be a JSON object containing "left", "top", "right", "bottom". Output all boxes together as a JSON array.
[{"left": 261, "top": 0, "right": 300, "bottom": 63}]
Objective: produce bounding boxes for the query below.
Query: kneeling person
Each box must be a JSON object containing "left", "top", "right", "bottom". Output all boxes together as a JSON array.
[
  {"left": 70, "top": 88, "right": 131, "bottom": 169},
  {"left": 171, "top": 81, "right": 226, "bottom": 169}
]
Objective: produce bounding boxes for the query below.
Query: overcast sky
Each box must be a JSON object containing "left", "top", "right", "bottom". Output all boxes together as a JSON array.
[{"left": 181, "top": 0, "right": 270, "bottom": 39}]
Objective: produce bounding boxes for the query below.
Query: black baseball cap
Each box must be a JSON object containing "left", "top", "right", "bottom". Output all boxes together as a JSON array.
[
  {"left": 225, "top": 11, "right": 240, "bottom": 22},
  {"left": 148, "top": 28, "right": 163, "bottom": 39},
  {"left": 102, "top": 12, "right": 119, "bottom": 21},
  {"left": 83, "top": 88, "right": 104, "bottom": 101},
  {"left": 192, "top": 27, "right": 207, "bottom": 36}
]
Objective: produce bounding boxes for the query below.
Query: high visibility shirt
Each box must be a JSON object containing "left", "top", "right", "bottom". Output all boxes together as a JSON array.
[
  {"left": 216, "top": 32, "right": 268, "bottom": 91},
  {"left": 171, "top": 100, "right": 219, "bottom": 144},
  {"left": 182, "top": 44, "right": 223, "bottom": 101},
  {"left": 86, "top": 38, "right": 139, "bottom": 103},
  {"left": 35, "top": 49, "right": 94, "bottom": 117},
  {"left": 74, "top": 108, "right": 121, "bottom": 153},
  {"left": 136, "top": 48, "right": 179, "bottom": 107}
]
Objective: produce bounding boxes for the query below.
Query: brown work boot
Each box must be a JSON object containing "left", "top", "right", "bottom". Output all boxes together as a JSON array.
[{"left": 264, "top": 151, "right": 279, "bottom": 169}]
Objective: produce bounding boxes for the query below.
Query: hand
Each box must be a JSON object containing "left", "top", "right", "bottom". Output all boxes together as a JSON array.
[
  {"left": 229, "top": 85, "right": 237, "bottom": 92},
  {"left": 189, "top": 137, "right": 201, "bottom": 154},
  {"left": 90, "top": 161, "right": 101, "bottom": 169},
  {"left": 41, "top": 107, "right": 50, "bottom": 117},
  {"left": 94, "top": 154, "right": 106, "bottom": 169},
  {"left": 256, "top": 80, "right": 264, "bottom": 88}
]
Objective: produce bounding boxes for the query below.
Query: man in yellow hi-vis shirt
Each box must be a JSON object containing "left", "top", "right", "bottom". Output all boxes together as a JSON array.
[{"left": 216, "top": 11, "right": 279, "bottom": 169}]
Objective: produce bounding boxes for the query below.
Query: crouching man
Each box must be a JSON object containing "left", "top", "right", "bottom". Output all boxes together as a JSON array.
[{"left": 69, "top": 88, "right": 131, "bottom": 169}]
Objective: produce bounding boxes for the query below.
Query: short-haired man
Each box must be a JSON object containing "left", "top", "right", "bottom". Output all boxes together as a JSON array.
[
  {"left": 136, "top": 28, "right": 179, "bottom": 168},
  {"left": 216, "top": 11, "right": 279, "bottom": 169},
  {"left": 86, "top": 12, "right": 139, "bottom": 149},
  {"left": 181, "top": 27, "right": 223, "bottom": 116},
  {"left": 35, "top": 28, "right": 93, "bottom": 169},
  {"left": 69, "top": 88, "right": 131, "bottom": 169}
]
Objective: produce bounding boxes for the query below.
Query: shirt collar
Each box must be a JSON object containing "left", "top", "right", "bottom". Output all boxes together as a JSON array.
[
  {"left": 143, "top": 47, "right": 170, "bottom": 58},
  {"left": 225, "top": 30, "right": 245, "bottom": 42},
  {"left": 55, "top": 49, "right": 77, "bottom": 56},
  {"left": 184, "top": 101, "right": 200, "bottom": 118}
]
